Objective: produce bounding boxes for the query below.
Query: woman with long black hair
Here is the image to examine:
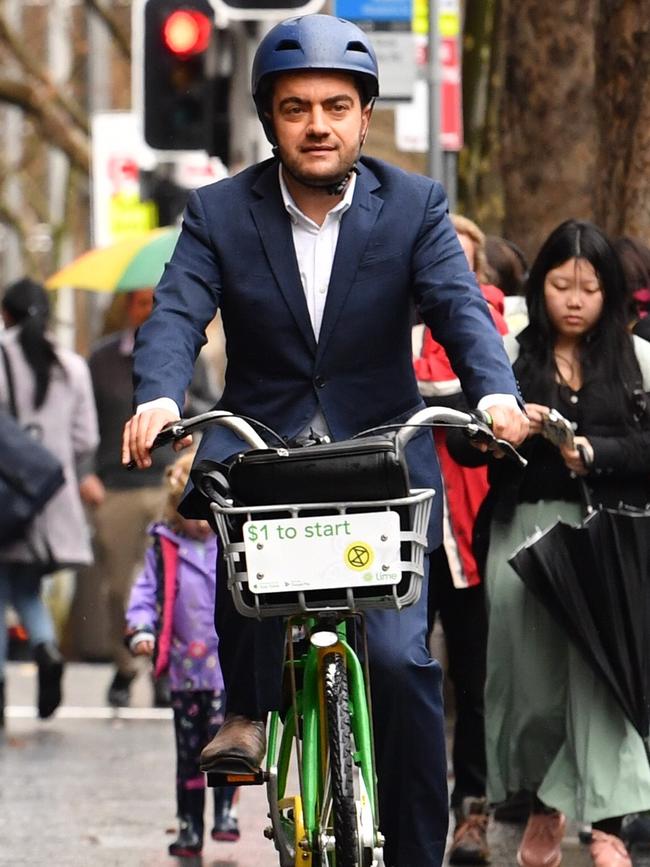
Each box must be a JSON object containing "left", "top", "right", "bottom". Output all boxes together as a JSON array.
[
  {"left": 0, "top": 279, "right": 98, "bottom": 724},
  {"left": 452, "top": 220, "right": 650, "bottom": 867}
]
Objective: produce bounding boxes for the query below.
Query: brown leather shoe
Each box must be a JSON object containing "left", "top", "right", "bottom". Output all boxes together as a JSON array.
[
  {"left": 517, "top": 811, "right": 566, "bottom": 867},
  {"left": 589, "top": 831, "right": 632, "bottom": 867},
  {"left": 448, "top": 797, "right": 490, "bottom": 864},
  {"left": 199, "top": 713, "right": 266, "bottom": 773}
]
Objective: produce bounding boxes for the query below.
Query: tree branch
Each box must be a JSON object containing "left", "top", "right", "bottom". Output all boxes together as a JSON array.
[
  {"left": 0, "top": 12, "right": 90, "bottom": 135},
  {"left": 84, "top": 0, "right": 131, "bottom": 60},
  {"left": 0, "top": 79, "right": 90, "bottom": 173}
]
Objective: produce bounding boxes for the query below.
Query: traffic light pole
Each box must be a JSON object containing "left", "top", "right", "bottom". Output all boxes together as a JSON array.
[{"left": 427, "top": 0, "right": 442, "bottom": 184}]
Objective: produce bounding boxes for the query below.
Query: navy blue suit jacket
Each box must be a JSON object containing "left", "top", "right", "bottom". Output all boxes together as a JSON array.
[{"left": 133, "top": 156, "right": 520, "bottom": 546}]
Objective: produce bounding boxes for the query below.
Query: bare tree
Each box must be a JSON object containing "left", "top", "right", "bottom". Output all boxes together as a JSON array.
[
  {"left": 499, "top": 0, "right": 597, "bottom": 259},
  {"left": 0, "top": 1, "right": 132, "bottom": 282},
  {"left": 593, "top": 0, "right": 650, "bottom": 240},
  {"left": 458, "top": 0, "right": 505, "bottom": 232}
]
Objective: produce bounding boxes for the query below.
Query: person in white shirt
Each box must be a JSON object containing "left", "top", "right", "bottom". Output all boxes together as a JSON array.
[{"left": 122, "top": 15, "right": 528, "bottom": 867}]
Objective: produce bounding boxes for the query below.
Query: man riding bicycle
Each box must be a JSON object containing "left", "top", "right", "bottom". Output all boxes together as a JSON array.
[{"left": 123, "top": 14, "right": 527, "bottom": 866}]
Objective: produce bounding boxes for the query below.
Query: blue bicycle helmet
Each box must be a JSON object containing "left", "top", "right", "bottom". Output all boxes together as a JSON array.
[{"left": 252, "top": 14, "right": 379, "bottom": 144}]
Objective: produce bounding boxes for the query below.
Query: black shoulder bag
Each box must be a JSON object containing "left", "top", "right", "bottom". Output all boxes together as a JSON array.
[{"left": 0, "top": 345, "right": 65, "bottom": 545}]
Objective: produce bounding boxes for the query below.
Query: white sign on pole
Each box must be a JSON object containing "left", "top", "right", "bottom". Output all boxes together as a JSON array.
[
  {"left": 91, "top": 112, "right": 158, "bottom": 247},
  {"left": 372, "top": 30, "right": 417, "bottom": 101}
]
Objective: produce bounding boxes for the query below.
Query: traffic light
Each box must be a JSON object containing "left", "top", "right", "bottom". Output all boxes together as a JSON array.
[{"left": 143, "top": 0, "right": 230, "bottom": 161}]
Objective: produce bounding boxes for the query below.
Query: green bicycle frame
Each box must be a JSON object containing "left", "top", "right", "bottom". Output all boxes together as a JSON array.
[{"left": 266, "top": 618, "right": 380, "bottom": 850}]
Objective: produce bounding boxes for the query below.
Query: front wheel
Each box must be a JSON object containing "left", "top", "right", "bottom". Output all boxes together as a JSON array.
[{"left": 324, "top": 651, "right": 359, "bottom": 867}]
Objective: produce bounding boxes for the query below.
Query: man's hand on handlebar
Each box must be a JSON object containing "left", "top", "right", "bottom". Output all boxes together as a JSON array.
[
  {"left": 122, "top": 408, "right": 193, "bottom": 470},
  {"left": 474, "top": 404, "right": 529, "bottom": 456}
]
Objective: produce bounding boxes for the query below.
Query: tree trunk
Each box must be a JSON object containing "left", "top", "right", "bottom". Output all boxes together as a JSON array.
[
  {"left": 458, "top": 0, "right": 505, "bottom": 230},
  {"left": 593, "top": 0, "right": 650, "bottom": 239},
  {"left": 500, "top": 0, "right": 597, "bottom": 260}
]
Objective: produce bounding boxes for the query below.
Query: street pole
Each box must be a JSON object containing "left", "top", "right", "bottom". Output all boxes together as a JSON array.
[
  {"left": 427, "top": 0, "right": 442, "bottom": 182},
  {"left": 49, "top": 0, "right": 75, "bottom": 350},
  {"left": 3, "top": 0, "right": 22, "bottom": 286}
]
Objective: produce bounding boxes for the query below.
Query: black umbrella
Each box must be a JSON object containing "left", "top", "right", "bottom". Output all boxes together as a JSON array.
[{"left": 509, "top": 506, "right": 650, "bottom": 742}]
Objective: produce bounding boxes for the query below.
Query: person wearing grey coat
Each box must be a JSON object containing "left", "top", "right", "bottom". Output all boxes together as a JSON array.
[{"left": 0, "top": 279, "right": 98, "bottom": 725}]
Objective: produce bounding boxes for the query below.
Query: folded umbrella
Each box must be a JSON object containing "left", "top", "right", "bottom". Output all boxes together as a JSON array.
[{"left": 509, "top": 505, "right": 650, "bottom": 742}]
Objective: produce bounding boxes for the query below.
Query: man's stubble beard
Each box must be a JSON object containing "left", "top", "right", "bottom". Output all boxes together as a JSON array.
[{"left": 278, "top": 143, "right": 360, "bottom": 191}]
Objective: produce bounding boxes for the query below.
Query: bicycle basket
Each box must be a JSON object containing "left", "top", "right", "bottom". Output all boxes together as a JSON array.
[{"left": 210, "top": 489, "right": 434, "bottom": 619}]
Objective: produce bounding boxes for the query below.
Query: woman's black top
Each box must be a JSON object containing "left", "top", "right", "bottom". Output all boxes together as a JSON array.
[{"left": 449, "top": 329, "right": 650, "bottom": 524}]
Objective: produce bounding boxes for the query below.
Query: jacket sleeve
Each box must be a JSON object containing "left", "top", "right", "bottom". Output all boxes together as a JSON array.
[
  {"left": 589, "top": 425, "right": 650, "bottom": 478},
  {"left": 125, "top": 545, "right": 159, "bottom": 632},
  {"left": 411, "top": 183, "right": 521, "bottom": 407}
]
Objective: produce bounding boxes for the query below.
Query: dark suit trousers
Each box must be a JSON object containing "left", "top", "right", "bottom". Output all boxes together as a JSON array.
[
  {"left": 215, "top": 552, "right": 449, "bottom": 867},
  {"left": 427, "top": 546, "right": 488, "bottom": 807}
]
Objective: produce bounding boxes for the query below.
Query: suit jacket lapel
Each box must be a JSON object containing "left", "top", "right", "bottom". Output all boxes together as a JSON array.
[
  {"left": 316, "top": 164, "right": 383, "bottom": 363},
  {"left": 250, "top": 163, "right": 317, "bottom": 355}
]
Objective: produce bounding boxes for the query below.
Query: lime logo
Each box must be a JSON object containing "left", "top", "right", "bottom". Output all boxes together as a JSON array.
[{"left": 345, "top": 542, "right": 374, "bottom": 571}]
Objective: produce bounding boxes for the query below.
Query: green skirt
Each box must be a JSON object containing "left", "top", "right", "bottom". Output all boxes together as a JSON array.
[{"left": 485, "top": 499, "right": 650, "bottom": 822}]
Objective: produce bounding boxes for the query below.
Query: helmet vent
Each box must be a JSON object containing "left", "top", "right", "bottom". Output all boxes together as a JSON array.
[
  {"left": 275, "top": 39, "right": 302, "bottom": 52},
  {"left": 346, "top": 40, "right": 370, "bottom": 55}
]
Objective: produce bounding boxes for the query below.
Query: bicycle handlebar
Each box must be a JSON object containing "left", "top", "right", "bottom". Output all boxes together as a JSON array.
[{"left": 133, "top": 406, "right": 527, "bottom": 468}]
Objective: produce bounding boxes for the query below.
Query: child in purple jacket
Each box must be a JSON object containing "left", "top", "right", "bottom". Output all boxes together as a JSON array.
[{"left": 126, "top": 450, "right": 239, "bottom": 857}]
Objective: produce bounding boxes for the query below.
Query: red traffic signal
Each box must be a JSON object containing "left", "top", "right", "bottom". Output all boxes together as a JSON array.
[
  {"left": 144, "top": 0, "right": 232, "bottom": 157},
  {"left": 162, "top": 9, "right": 212, "bottom": 56}
]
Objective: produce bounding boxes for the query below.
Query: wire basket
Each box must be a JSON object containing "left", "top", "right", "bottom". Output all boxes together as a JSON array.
[{"left": 210, "top": 488, "right": 434, "bottom": 619}]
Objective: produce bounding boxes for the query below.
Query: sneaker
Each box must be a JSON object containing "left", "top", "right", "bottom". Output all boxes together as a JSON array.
[
  {"left": 516, "top": 811, "right": 566, "bottom": 867},
  {"left": 448, "top": 797, "right": 490, "bottom": 864},
  {"left": 107, "top": 670, "right": 136, "bottom": 708},
  {"left": 211, "top": 814, "right": 240, "bottom": 843},
  {"left": 589, "top": 831, "right": 632, "bottom": 867}
]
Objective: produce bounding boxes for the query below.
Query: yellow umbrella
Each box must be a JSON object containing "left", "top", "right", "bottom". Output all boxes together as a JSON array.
[{"left": 46, "top": 227, "right": 180, "bottom": 292}]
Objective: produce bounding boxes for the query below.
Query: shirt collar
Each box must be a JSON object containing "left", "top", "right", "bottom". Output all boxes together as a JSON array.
[{"left": 279, "top": 164, "right": 356, "bottom": 228}]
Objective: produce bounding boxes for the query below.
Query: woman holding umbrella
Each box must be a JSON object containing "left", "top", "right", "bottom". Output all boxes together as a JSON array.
[{"left": 452, "top": 219, "right": 650, "bottom": 867}]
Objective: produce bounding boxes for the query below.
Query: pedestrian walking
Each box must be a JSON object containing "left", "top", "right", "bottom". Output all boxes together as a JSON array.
[
  {"left": 0, "top": 278, "right": 98, "bottom": 723},
  {"left": 123, "top": 15, "right": 528, "bottom": 866},
  {"left": 485, "top": 235, "right": 529, "bottom": 335},
  {"left": 415, "top": 214, "right": 508, "bottom": 865},
  {"left": 451, "top": 219, "right": 650, "bottom": 867},
  {"left": 125, "top": 450, "right": 239, "bottom": 857},
  {"left": 74, "top": 288, "right": 220, "bottom": 708}
]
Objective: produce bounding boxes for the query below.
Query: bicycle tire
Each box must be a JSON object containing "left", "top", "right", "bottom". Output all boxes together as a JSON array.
[{"left": 324, "top": 651, "right": 359, "bottom": 867}]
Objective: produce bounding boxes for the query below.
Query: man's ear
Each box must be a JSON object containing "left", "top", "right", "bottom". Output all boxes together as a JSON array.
[{"left": 360, "top": 102, "right": 373, "bottom": 146}]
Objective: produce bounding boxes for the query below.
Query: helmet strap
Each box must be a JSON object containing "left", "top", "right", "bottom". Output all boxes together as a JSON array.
[
  {"left": 273, "top": 150, "right": 360, "bottom": 197},
  {"left": 324, "top": 164, "right": 359, "bottom": 196}
]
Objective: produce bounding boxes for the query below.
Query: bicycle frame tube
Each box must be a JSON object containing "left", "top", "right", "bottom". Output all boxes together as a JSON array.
[{"left": 301, "top": 646, "right": 322, "bottom": 836}]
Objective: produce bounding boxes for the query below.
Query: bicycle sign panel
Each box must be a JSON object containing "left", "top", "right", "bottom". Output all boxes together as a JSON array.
[{"left": 243, "top": 511, "right": 402, "bottom": 593}]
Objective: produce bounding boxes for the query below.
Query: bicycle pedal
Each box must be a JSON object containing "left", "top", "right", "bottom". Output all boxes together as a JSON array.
[{"left": 205, "top": 768, "right": 266, "bottom": 787}]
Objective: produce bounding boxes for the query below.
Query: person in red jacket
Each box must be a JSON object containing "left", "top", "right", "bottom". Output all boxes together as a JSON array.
[{"left": 414, "top": 214, "right": 508, "bottom": 865}]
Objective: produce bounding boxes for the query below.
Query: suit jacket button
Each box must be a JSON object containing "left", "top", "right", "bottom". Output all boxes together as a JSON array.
[{"left": 314, "top": 376, "right": 325, "bottom": 388}]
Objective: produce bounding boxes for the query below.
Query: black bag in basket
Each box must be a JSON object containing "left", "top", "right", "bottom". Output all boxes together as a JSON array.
[{"left": 228, "top": 435, "right": 411, "bottom": 506}]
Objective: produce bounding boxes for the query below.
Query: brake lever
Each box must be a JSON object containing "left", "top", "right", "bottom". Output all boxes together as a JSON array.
[{"left": 465, "top": 412, "right": 528, "bottom": 468}]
